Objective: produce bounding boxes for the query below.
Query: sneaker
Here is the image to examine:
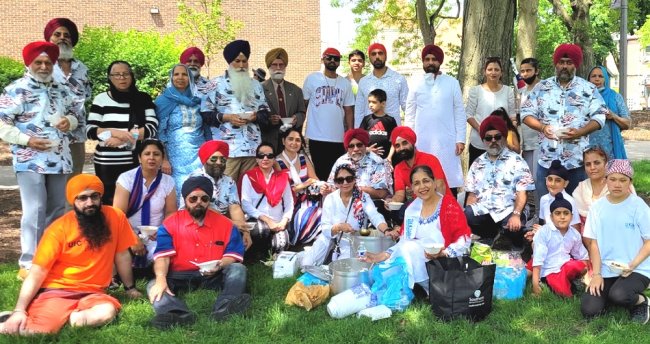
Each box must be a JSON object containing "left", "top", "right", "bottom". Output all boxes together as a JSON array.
[
  {"left": 630, "top": 294, "right": 650, "bottom": 324},
  {"left": 16, "top": 268, "right": 29, "bottom": 281},
  {"left": 211, "top": 294, "right": 251, "bottom": 321},
  {"left": 150, "top": 312, "right": 196, "bottom": 330},
  {"left": 0, "top": 311, "right": 12, "bottom": 323}
]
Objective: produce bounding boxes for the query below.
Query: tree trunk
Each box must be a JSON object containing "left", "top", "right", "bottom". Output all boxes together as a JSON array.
[
  {"left": 516, "top": 0, "right": 539, "bottom": 62},
  {"left": 458, "top": 0, "right": 517, "bottom": 96},
  {"left": 416, "top": 0, "right": 436, "bottom": 44},
  {"left": 548, "top": 0, "right": 594, "bottom": 78}
]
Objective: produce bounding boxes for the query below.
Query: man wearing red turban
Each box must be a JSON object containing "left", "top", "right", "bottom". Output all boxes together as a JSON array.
[
  {"left": 0, "top": 174, "right": 140, "bottom": 335},
  {"left": 403, "top": 44, "right": 466, "bottom": 194},
  {"left": 179, "top": 47, "right": 213, "bottom": 95},
  {"left": 521, "top": 43, "right": 608, "bottom": 197},
  {"left": 189, "top": 140, "right": 251, "bottom": 249},
  {"left": 354, "top": 42, "right": 409, "bottom": 128},
  {"left": 44, "top": 18, "right": 92, "bottom": 183},
  {"left": 1, "top": 41, "right": 82, "bottom": 280}
]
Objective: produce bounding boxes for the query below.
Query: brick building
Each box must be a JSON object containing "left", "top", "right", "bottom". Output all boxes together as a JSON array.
[{"left": 2, "top": 0, "right": 321, "bottom": 84}]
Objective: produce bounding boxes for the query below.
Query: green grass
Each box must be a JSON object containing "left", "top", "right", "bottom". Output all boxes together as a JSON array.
[
  {"left": 632, "top": 160, "right": 650, "bottom": 195},
  {"left": 0, "top": 263, "right": 648, "bottom": 344}
]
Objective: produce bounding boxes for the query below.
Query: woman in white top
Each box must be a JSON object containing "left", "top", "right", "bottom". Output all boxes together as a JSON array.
[
  {"left": 241, "top": 142, "right": 294, "bottom": 253},
  {"left": 300, "top": 164, "right": 390, "bottom": 267},
  {"left": 465, "top": 57, "right": 516, "bottom": 165},
  {"left": 114, "top": 139, "right": 177, "bottom": 265}
]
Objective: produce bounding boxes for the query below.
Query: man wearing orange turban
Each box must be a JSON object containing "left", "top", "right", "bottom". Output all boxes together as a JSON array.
[
  {"left": 0, "top": 174, "right": 140, "bottom": 335},
  {"left": 0, "top": 41, "right": 82, "bottom": 280}
]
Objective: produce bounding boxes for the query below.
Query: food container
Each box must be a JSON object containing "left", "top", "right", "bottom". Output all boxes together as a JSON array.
[
  {"left": 352, "top": 230, "right": 395, "bottom": 256},
  {"left": 606, "top": 260, "right": 629, "bottom": 275},
  {"left": 387, "top": 201, "right": 403, "bottom": 211},
  {"left": 240, "top": 111, "right": 254, "bottom": 120},
  {"left": 137, "top": 225, "right": 158, "bottom": 237},
  {"left": 190, "top": 260, "right": 221, "bottom": 272},
  {"left": 423, "top": 243, "right": 444, "bottom": 255},
  {"left": 329, "top": 258, "right": 372, "bottom": 295},
  {"left": 280, "top": 118, "right": 293, "bottom": 126}
]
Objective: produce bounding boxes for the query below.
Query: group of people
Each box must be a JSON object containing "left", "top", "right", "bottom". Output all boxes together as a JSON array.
[{"left": 0, "top": 16, "right": 647, "bottom": 335}]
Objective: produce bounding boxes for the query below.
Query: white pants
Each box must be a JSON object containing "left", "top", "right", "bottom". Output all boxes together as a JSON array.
[{"left": 300, "top": 233, "right": 352, "bottom": 267}]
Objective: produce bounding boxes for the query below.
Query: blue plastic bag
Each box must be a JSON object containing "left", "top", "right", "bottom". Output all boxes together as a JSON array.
[
  {"left": 493, "top": 266, "right": 527, "bottom": 300},
  {"left": 297, "top": 272, "right": 329, "bottom": 286},
  {"left": 370, "top": 256, "right": 414, "bottom": 311}
]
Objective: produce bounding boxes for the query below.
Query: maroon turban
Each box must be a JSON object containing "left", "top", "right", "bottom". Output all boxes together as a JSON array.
[
  {"left": 390, "top": 126, "right": 417, "bottom": 146},
  {"left": 421, "top": 44, "right": 444, "bottom": 64},
  {"left": 343, "top": 128, "right": 370, "bottom": 148},
  {"left": 23, "top": 41, "right": 59, "bottom": 66},
  {"left": 479, "top": 116, "right": 508, "bottom": 139},
  {"left": 44, "top": 18, "right": 79, "bottom": 46},
  {"left": 553, "top": 43, "right": 583, "bottom": 69},
  {"left": 368, "top": 43, "right": 386, "bottom": 54},
  {"left": 199, "top": 140, "right": 229, "bottom": 164},
  {"left": 180, "top": 47, "right": 205, "bottom": 66},
  {"left": 322, "top": 47, "right": 341, "bottom": 57}
]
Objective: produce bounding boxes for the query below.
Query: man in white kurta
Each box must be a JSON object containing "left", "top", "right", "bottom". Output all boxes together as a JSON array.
[{"left": 404, "top": 44, "right": 466, "bottom": 192}]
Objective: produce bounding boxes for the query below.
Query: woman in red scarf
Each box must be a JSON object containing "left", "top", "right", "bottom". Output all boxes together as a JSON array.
[{"left": 241, "top": 143, "right": 294, "bottom": 254}]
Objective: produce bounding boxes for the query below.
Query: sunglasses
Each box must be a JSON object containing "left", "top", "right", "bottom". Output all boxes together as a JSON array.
[
  {"left": 334, "top": 176, "right": 355, "bottom": 184},
  {"left": 347, "top": 142, "right": 365, "bottom": 149},
  {"left": 207, "top": 156, "right": 227, "bottom": 164},
  {"left": 324, "top": 55, "right": 341, "bottom": 62},
  {"left": 76, "top": 192, "right": 101, "bottom": 202},
  {"left": 256, "top": 153, "right": 275, "bottom": 160},
  {"left": 187, "top": 195, "right": 211, "bottom": 204},
  {"left": 483, "top": 134, "right": 503, "bottom": 142}
]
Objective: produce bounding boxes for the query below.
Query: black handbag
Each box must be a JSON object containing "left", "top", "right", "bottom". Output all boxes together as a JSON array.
[{"left": 426, "top": 256, "right": 496, "bottom": 322}]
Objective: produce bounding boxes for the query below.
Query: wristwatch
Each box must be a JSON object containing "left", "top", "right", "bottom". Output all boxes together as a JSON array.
[{"left": 512, "top": 210, "right": 521, "bottom": 216}]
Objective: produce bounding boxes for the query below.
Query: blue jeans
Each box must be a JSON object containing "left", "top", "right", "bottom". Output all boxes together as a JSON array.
[
  {"left": 147, "top": 263, "right": 247, "bottom": 315},
  {"left": 535, "top": 163, "right": 586, "bottom": 200}
]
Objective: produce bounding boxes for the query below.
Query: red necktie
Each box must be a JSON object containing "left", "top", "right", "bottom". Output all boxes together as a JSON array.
[{"left": 277, "top": 84, "right": 287, "bottom": 118}]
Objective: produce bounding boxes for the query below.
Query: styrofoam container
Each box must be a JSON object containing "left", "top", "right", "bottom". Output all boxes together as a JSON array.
[
  {"left": 387, "top": 202, "right": 403, "bottom": 211},
  {"left": 240, "top": 111, "right": 254, "bottom": 120},
  {"left": 191, "top": 260, "right": 221, "bottom": 272},
  {"left": 273, "top": 251, "right": 300, "bottom": 279},
  {"left": 423, "top": 243, "right": 444, "bottom": 255},
  {"left": 327, "top": 283, "right": 373, "bottom": 319},
  {"left": 280, "top": 118, "right": 293, "bottom": 125},
  {"left": 137, "top": 225, "right": 158, "bottom": 237}
]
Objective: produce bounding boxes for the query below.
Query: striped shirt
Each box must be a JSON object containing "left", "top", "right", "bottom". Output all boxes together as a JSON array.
[{"left": 86, "top": 92, "right": 158, "bottom": 166}]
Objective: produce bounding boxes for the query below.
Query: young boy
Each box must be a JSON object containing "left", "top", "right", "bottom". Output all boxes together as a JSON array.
[
  {"left": 359, "top": 88, "right": 397, "bottom": 159},
  {"left": 532, "top": 193, "right": 588, "bottom": 297},
  {"left": 537, "top": 160, "right": 581, "bottom": 229}
]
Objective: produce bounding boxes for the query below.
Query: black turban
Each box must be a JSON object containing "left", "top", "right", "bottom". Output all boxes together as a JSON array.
[
  {"left": 223, "top": 40, "right": 251, "bottom": 64},
  {"left": 181, "top": 176, "right": 214, "bottom": 199}
]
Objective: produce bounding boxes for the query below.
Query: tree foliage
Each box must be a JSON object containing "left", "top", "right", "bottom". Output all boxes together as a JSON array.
[
  {"left": 176, "top": 0, "right": 243, "bottom": 77},
  {"left": 640, "top": 16, "right": 650, "bottom": 48},
  {"left": 0, "top": 57, "right": 25, "bottom": 91}
]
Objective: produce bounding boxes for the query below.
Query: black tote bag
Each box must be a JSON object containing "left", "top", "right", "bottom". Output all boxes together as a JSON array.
[{"left": 426, "top": 256, "right": 496, "bottom": 322}]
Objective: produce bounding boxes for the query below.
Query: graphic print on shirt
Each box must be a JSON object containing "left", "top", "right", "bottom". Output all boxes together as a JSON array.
[{"left": 313, "top": 86, "right": 343, "bottom": 107}]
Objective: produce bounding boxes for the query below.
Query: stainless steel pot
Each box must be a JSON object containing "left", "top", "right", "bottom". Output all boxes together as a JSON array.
[
  {"left": 329, "top": 258, "right": 372, "bottom": 295},
  {"left": 352, "top": 230, "right": 395, "bottom": 255}
]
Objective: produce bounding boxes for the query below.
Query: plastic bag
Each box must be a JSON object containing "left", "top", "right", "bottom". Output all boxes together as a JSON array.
[
  {"left": 297, "top": 272, "right": 329, "bottom": 286},
  {"left": 470, "top": 242, "right": 493, "bottom": 264},
  {"left": 493, "top": 265, "right": 527, "bottom": 300},
  {"left": 370, "top": 256, "right": 414, "bottom": 311},
  {"left": 285, "top": 281, "right": 330, "bottom": 311}
]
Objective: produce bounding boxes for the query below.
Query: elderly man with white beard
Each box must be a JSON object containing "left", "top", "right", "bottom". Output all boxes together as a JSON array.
[
  {"left": 44, "top": 18, "right": 92, "bottom": 181},
  {"left": 260, "top": 48, "right": 306, "bottom": 151},
  {"left": 201, "top": 39, "right": 270, "bottom": 183},
  {"left": 0, "top": 41, "right": 81, "bottom": 280},
  {"left": 179, "top": 47, "right": 213, "bottom": 96}
]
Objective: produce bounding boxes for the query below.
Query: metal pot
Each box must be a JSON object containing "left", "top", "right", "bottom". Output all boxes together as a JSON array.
[
  {"left": 329, "top": 258, "right": 372, "bottom": 295},
  {"left": 352, "top": 230, "right": 396, "bottom": 255}
]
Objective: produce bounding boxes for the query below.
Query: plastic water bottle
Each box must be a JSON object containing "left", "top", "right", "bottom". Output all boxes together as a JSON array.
[
  {"left": 129, "top": 125, "right": 139, "bottom": 151},
  {"left": 357, "top": 241, "right": 367, "bottom": 258}
]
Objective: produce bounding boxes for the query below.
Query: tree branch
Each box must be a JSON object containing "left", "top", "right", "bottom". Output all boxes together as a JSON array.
[
  {"left": 429, "top": 0, "right": 446, "bottom": 26},
  {"left": 548, "top": 0, "right": 573, "bottom": 32}
]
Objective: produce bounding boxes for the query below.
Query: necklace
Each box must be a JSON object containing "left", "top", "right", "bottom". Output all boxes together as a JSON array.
[{"left": 323, "top": 73, "right": 338, "bottom": 89}]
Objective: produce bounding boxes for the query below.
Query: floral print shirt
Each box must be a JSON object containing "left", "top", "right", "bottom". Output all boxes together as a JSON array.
[
  {"left": 327, "top": 151, "right": 393, "bottom": 194},
  {"left": 465, "top": 149, "right": 535, "bottom": 222},
  {"left": 520, "top": 76, "right": 607, "bottom": 169},
  {"left": 188, "top": 167, "right": 240, "bottom": 214}
]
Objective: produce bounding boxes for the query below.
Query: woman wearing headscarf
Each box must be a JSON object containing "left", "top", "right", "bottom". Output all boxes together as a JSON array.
[
  {"left": 87, "top": 61, "right": 158, "bottom": 204},
  {"left": 587, "top": 66, "right": 631, "bottom": 159},
  {"left": 155, "top": 63, "right": 209, "bottom": 205}
]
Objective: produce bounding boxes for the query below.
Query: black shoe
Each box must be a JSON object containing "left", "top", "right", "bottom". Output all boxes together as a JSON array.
[
  {"left": 211, "top": 294, "right": 251, "bottom": 321},
  {"left": 150, "top": 312, "right": 196, "bottom": 330},
  {"left": 571, "top": 278, "right": 587, "bottom": 296},
  {"left": 0, "top": 311, "right": 12, "bottom": 323},
  {"left": 491, "top": 233, "right": 514, "bottom": 251},
  {"left": 630, "top": 294, "right": 650, "bottom": 324}
]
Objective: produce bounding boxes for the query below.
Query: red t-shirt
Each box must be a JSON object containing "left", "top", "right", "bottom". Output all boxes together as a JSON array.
[{"left": 394, "top": 150, "right": 451, "bottom": 196}]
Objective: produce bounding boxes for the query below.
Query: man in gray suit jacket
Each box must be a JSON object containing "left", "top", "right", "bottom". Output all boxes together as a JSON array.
[{"left": 261, "top": 48, "right": 306, "bottom": 151}]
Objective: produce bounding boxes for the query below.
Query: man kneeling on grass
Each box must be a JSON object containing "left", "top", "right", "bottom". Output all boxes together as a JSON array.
[
  {"left": 148, "top": 176, "right": 249, "bottom": 329},
  {"left": 0, "top": 174, "right": 141, "bottom": 335}
]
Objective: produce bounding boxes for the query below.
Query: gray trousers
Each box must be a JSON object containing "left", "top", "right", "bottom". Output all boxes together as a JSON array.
[
  {"left": 147, "top": 263, "right": 247, "bottom": 315},
  {"left": 16, "top": 171, "right": 67, "bottom": 268}
]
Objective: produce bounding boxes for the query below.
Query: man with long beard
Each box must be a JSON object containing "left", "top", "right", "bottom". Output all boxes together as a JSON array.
[
  {"left": 201, "top": 40, "right": 270, "bottom": 184},
  {"left": 521, "top": 44, "right": 607, "bottom": 195},
  {"left": 464, "top": 117, "right": 535, "bottom": 250},
  {"left": 189, "top": 140, "right": 252, "bottom": 249},
  {"left": 404, "top": 44, "right": 465, "bottom": 197},
  {"left": 0, "top": 174, "right": 140, "bottom": 335},
  {"left": 260, "top": 48, "right": 306, "bottom": 151},
  {"left": 354, "top": 42, "right": 408, "bottom": 127},
  {"left": 0, "top": 41, "right": 82, "bottom": 280},
  {"left": 147, "top": 176, "right": 249, "bottom": 329},
  {"left": 44, "top": 18, "right": 92, "bottom": 181}
]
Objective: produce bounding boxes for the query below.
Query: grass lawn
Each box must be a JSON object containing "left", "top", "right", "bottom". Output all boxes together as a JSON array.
[
  {"left": 632, "top": 160, "right": 650, "bottom": 195},
  {"left": 0, "top": 262, "right": 648, "bottom": 344}
]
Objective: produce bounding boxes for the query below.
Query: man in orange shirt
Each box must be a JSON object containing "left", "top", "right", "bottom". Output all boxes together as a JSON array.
[{"left": 0, "top": 174, "right": 140, "bottom": 335}]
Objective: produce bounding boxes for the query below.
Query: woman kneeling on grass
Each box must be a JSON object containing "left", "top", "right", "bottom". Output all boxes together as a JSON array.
[
  {"left": 363, "top": 165, "right": 471, "bottom": 293},
  {"left": 581, "top": 159, "right": 650, "bottom": 323}
]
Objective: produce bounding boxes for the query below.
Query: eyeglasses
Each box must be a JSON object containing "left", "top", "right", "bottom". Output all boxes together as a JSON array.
[
  {"left": 76, "top": 192, "right": 101, "bottom": 202},
  {"left": 483, "top": 134, "right": 503, "bottom": 142},
  {"left": 187, "top": 195, "right": 211, "bottom": 204},
  {"left": 256, "top": 153, "right": 275, "bottom": 160},
  {"left": 324, "top": 55, "right": 341, "bottom": 62},
  {"left": 347, "top": 142, "right": 365, "bottom": 149},
  {"left": 109, "top": 73, "right": 131, "bottom": 79},
  {"left": 207, "top": 156, "right": 227, "bottom": 164},
  {"left": 334, "top": 176, "right": 355, "bottom": 184}
]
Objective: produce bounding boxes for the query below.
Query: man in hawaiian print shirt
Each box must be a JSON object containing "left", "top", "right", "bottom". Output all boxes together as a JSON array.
[
  {"left": 0, "top": 41, "right": 81, "bottom": 280},
  {"left": 521, "top": 43, "right": 606, "bottom": 195},
  {"left": 464, "top": 117, "right": 535, "bottom": 249},
  {"left": 200, "top": 40, "right": 270, "bottom": 184}
]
